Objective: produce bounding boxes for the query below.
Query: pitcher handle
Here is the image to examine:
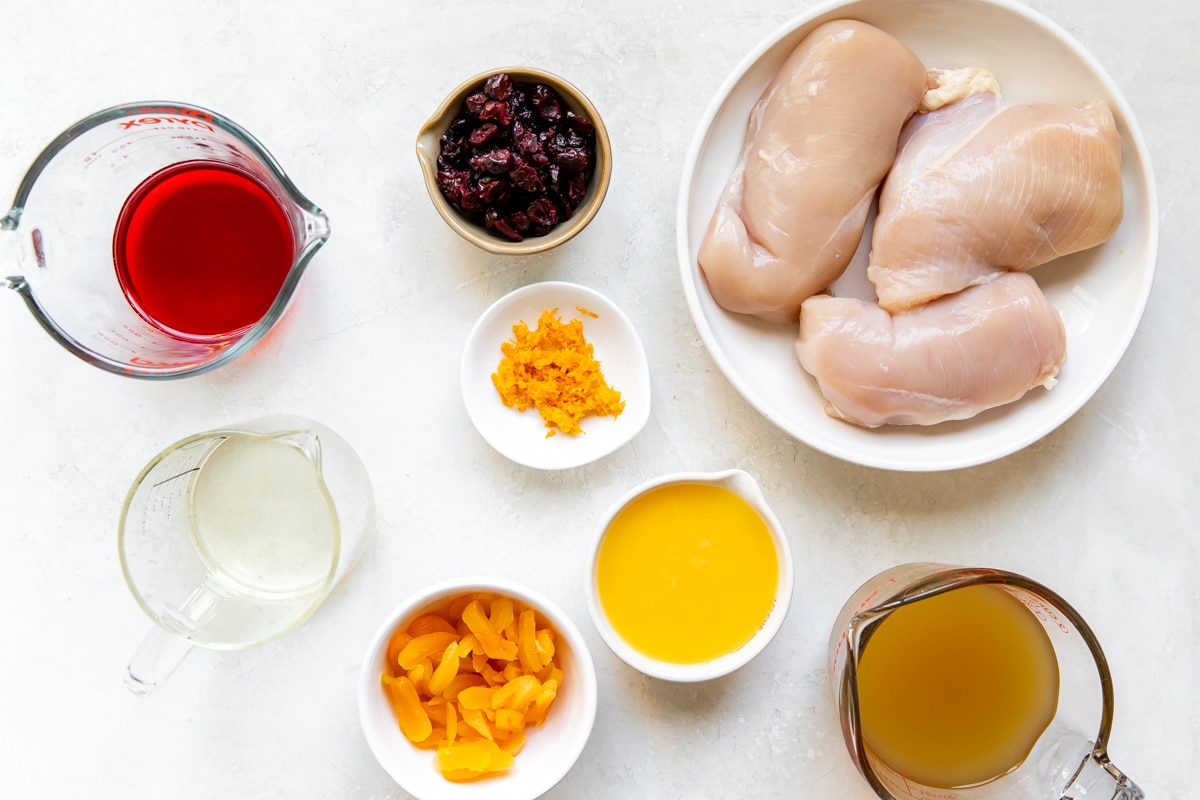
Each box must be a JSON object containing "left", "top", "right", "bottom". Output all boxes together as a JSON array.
[
  {"left": 124, "top": 579, "right": 230, "bottom": 696},
  {"left": 1062, "top": 751, "right": 1143, "bottom": 800}
]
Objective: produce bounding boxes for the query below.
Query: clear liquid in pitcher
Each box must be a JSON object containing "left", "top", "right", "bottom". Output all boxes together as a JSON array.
[
  {"left": 113, "top": 161, "right": 295, "bottom": 339},
  {"left": 187, "top": 435, "right": 337, "bottom": 642},
  {"left": 855, "top": 583, "right": 1060, "bottom": 789}
]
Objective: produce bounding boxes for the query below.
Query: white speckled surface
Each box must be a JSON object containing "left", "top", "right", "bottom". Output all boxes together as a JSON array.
[{"left": 0, "top": 1, "right": 1195, "bottom": 798}]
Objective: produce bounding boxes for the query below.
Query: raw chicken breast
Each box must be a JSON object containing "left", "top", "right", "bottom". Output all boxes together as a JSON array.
[
  {"left": 795, "top": 273, "right": 1066, "bottom": 427},
  {"left": 869, "top": 92, "right": 1123, "bottom": 313},
  {"left": 697, "top": 20, "right": 926, "bottom": 324}
]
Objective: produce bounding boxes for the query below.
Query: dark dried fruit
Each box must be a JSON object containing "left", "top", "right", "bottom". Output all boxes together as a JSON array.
[
  {"left": 508, "top": 211, "right": 531, "bottom": 233},
  {"left": 527, "top": 198, "right": 558, "bottom": 228},
  {"left": 510, "top": 161, "right": 542, "bottom": 193},
  {"left": 565, "top": 173, "right": 587, "bottom": 205},
  {"left": 435, "top": 72, "right": 598, "bottom": 242},
  {"left": 469, "top": 123, "right": 499, "bottom": 147},
  {"left": 484, "top": 73, "right": 514, "bottom": 101},
  {"left": 465, "top": 92, "right": 488, "bottom": 115},
  {"left": 565, "top": 111, "right": 593, "bottom": 137},
  {"left": 478, "top": 177, "right": 509, "bottom": 204},
  {"left": 471, "top": 149, "right": 513, "bottom": 175},
  {"left": 532, "top": 84, "right": 562, "bottom": 122},
  {"left": 555, "top": 147, "right": 589, "bottom": 175}
]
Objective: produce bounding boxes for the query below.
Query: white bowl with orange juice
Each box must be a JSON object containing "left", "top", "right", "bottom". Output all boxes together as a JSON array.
[{"left": 586, "top": 469, "right": 794, "bottom": 682}]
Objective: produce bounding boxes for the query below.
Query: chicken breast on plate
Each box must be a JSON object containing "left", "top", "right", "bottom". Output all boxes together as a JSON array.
[
  {"left": 697, "top": 20, "right": 926, "bottom": 324},
  {"left": 869, "top": 90, "right": 1123, "bottom": 313},
  {"left": 795, "top": 272, "right": 1067, "bottom": 427}
]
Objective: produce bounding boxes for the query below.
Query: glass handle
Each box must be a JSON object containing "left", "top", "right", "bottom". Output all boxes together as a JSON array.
[
  {"left": 1062, "top": 753, "right": 1144, "bottom": 800},
  {"left": 124, "top": 626, "right": 196, "bottom": 697},
  {"left": 123, "top": 579, "right": 230, "bottom": 696}
]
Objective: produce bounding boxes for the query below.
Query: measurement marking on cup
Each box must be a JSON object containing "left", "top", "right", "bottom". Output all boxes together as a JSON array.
[
  {"left": 152, "top": 467, "right": 200, "bottom": 488},
  {"left": 32, "top": 229, "right": 46, "bottom": 268}
]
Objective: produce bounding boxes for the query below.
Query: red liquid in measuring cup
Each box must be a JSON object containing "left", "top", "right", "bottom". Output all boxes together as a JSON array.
[{"left": 113, "top": 162, "right": 295, "bottom": 338}]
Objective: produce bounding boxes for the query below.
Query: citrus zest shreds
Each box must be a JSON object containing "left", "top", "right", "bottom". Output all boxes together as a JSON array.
[
  {"left": 491, "top": 309, "right": 625, "bottom": 437},
  {"left": 381, "top": 593, "right": 565, "bottom": 781}
]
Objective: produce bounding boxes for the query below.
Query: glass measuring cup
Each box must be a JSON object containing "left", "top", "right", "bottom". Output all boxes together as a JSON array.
[
  {"left": 119, "top": 415, "right": 374, "bottom": 696},
  {"left": 830, "top": 564, "right": 1142, "bottom": 800},
  {"left": 1, "top": 102, "right": 330, "bottom": 378}
]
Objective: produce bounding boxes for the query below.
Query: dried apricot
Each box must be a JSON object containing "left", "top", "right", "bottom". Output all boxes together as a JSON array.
[{"left": 381, "top": 592, "right": 565, "bottom": 781}]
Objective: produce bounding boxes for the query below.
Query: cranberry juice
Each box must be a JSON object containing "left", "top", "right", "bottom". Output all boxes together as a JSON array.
[{"left": 113, "top": 162, "right": 295, "bottom": 339}]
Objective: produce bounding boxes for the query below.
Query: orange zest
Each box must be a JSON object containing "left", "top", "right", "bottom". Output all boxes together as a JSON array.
[{"left": 491, "top": 309, "right": 624, "bottom": 437}]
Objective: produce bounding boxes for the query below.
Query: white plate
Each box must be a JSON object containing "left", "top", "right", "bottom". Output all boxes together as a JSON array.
[
  {"left": 676, "top": 0, "right": 1158, "bottom": 472},
  {"left": 461, "top": 281, "right": 651, "bottom": 470}
]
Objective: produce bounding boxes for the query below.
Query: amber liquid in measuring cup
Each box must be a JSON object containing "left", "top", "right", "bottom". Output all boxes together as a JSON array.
[{"left": 855, "top": 584, "right": 1060, "bottom": 789}]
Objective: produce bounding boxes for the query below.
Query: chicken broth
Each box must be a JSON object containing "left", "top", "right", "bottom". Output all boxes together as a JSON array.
[{"left": 855, "top": 583, "right": 1060, "bottom": 789}]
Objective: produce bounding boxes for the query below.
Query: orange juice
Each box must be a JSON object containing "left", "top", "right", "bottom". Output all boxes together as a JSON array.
[
  {"left": 855, "top": 583, "right": 1060, "bottom": 789},
  {"left": 594, "top": 483, "right": 779, "bottom": 664}
]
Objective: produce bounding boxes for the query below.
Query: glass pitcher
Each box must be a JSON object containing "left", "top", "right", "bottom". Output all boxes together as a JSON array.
[
  {"left": 119, "top": 415, "right": 374, "bottom": 695},
  {"left": 1, "top": 101, "right": 329, "bottom": 378},
  {"left": 830, "top": 564, "right": 1142, "bottom": 800}
]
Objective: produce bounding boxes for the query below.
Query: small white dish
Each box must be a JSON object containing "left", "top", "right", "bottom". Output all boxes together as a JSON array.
[
  {"left": 586, "top": 469, "right": 794, "bottom": 682},
  {"left": 461, "top": 281, "right": 651, "bottom": 470},
  {"left": 358, "top": 577, "right": 598, "bottom": 800},
  {"left": 676, "top": 0, "right": 1158, "bottom": 471}
]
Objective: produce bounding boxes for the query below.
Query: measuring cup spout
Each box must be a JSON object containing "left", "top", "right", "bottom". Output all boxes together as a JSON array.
[
  {"left": 273, "top": 429, "right": 323, "bottom": 470},
  {"left": 300, "top": 207, "right": 331, "bottom": 249},
  {"left": 1, "top": 275, "right": 27, "bottom": 293},
  {"left": 2, "top": 216, "right": 26, "bottom": 282},
  {"left": 124, "top": 579, "right": 231, "bottom": 696}
]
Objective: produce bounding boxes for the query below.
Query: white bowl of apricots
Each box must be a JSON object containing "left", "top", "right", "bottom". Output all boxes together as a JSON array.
[{"left": 358, "top": 577, "right": 598, "bottom": 799}]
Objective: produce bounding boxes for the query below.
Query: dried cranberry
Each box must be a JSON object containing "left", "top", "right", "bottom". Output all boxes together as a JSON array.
[
  {"left": 479, "top": 100, "right": 513, "bottom": 126},
  {"left": 435, "top": 169, "right": 467, "bottom": 202},
  {"left": 566, "top": 111, "right": 593, "bottom": 136},
  {"left": 532, "top": 84, "right": 561, "bottom": 121},
  {"left": 513, "top": 122, "right": 540, "bottom": 155},
  {"left": 507, "top": 211, "right": 531, "bottom": 233},
  {"left": 471, "top": 149, "right": 513, "bottom": 175},
  {"left": 510, "top": 161, "right": 542, "bottom": 193},
  {"left": 555, "top": 147, "right": 588, "bottom": 174},
  {"left": 491, "top": 215, "right": 522, "bottom": 241},
  {"left": 469, "top": 123, "right": 499, "bottom": 147},
  {"left": 434, "top": 71, "right": 598, "bottom": 241},
  {"left": 446, "top": 114, "right": 473, "bottom": 136},
  {"left": 484, "top": 73, "right": 513, "bottom": 101},
  {"left": 478, "top": 177, "right": 509, "bottom": 204},
  {"left": 566, "top": 173, "right": 587, "bottom": 204},
  {"left": 460, "top": 188, "right": 485, "bottom": 213},
  {"left": 438, "top": 137, "right": 464, "bottom": 162},
  {"left": 513, "top": 100, "right": 535, "bottom": 126},
  {"left": 527, "top": 198, "right": 558, "bottom": 228},
  {"left": 465, "top": 92, "right": 488, "bottom": 115}
]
